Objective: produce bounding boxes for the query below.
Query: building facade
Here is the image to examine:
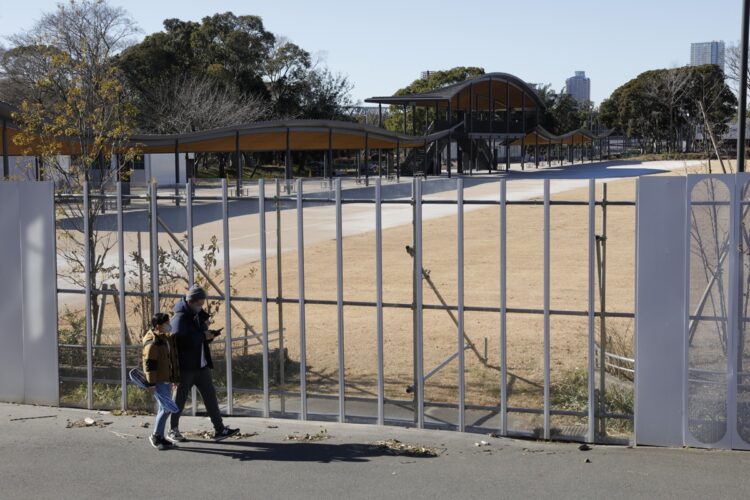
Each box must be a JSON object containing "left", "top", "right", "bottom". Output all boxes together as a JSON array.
[
  {"left": 690, "top": 41, "right": 725, "bottom": 71},
  {"left": 565, "top": 71, "right": 591, "bottom": 103}
]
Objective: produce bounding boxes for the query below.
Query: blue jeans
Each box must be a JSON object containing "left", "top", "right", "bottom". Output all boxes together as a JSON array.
[{"left": 153, "top": 383, "right": 172, "bottom": 438}]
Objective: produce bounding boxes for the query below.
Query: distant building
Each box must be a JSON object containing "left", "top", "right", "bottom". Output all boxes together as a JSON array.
[
  {"left": 690, "top": 41, "right": 725, "bottom": 71},
  {"left": 565, "top": 71, "right": 591, "bottom": 103}
]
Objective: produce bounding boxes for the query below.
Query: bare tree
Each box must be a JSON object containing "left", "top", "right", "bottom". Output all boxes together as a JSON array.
[
  {"left": 726, "top": 43, "right": 749, "bottom": 95},
  {"left": 138, "top": 74, "right": 269, "bottom": 134},
  {"left": 138, "top": 73, "right": 269, "bottom": 177},
  {"left": 2, "top": 0, "right": 141, "bottom": 337},
  {"left": 643, "top": 67, "right": 691, "bottom": 154}
]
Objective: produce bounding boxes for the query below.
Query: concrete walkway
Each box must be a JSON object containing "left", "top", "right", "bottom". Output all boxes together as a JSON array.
[
  {"left": 1, "top": 402, "right": 748, "bottom": 499},
  {"left": 57, "top": 159, "right": 700, "bottom": 308}
]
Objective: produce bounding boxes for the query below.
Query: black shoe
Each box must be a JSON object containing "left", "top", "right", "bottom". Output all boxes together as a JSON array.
[
  {"left": 161, "top": 438, "right": 177, "bottom": 448},
  {"left": 213, "top": 426, "right": 240, "bottom": 441},
  {"left": 149, "top": 434, "right": 167, "bottom": 451}
]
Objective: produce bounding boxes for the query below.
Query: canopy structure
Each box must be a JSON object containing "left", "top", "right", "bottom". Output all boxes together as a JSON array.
[
  {"left": 365, "top": 72, "right": 548, "bottom": 143},
  {"left": 366, "top": 72, "right": 545, "bottom": 111},
  {"left": 131, "top": 119, "right": 456, "bottom": 154},
  {"left": 0, "top": 102, "right": 455, "bottom": 156},
  {"left": 510, "top": 126, "right": 614, "bottom": 146}
]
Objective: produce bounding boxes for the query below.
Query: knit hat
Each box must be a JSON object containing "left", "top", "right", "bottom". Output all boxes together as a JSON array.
[{"left": 186, "top": 284, "right": 207, "bottom": 302}]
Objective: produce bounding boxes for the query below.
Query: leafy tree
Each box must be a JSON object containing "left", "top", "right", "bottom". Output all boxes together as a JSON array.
[
  {"left": 1, "top": 0, "right": 142, "bottom": 335},
  {"left": 600, "top": 65, "right": 735, "bottom": 154},
  {"left": 383, "top": 66, "right": 485, "bottom": 134}
]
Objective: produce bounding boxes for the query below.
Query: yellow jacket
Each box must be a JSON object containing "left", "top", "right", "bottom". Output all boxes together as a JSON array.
[{"left": 141, "top": 329, "right": 180, "bottom": 384}]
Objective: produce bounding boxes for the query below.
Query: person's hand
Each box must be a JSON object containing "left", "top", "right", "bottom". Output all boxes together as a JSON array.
[
  {"left": 148, "top": 386, "right": 156, "bottom": 393},
  {"left": 204, "top": 330, "right": 215, "bottom": 341}
]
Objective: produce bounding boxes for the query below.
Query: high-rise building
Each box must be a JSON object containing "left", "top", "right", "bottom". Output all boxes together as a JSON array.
[
  {"left": 565, "top": 71, "right": 591, "bottom": 103},
  {"left": 690, "top": 41, "right": 725, "bottom": 70}
]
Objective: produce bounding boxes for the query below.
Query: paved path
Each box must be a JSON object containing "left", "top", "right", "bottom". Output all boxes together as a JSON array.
[
  {"left": 57, "top": 159, "right": 700, "bottom": 308},
  {"left": 1, "top": 402, "right": 748, "bottom": 499}
]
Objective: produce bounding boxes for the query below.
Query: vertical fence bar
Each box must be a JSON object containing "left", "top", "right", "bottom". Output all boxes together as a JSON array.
[
  {"left": 375, "top": 178, "right": 385, "bottom": 425},
  {"left": 259, "top": 179, "right": 270, "bottom": 417},
  {"left": 221, "top": 179, "right": 233, "bottom": 414},
  {"left": 335, "top": 179, "right": 346, "bottom": 422},
  {"left": 599, "top": 183, "right": 608, "bottom": 436},
  {"left": 411, "top": 179, "right": 418, "bottom": 425},
  {"left": 415, "top": 178, "right": 425, "bottom": 428},
  {"left": 116, "top": 183, "right": 127, "bottom": 410},
  {"left": 83, "top": 182, "right": 93, "bottom": 409},
  {"left": 296, "top": 179, "right": 307, "bottom": 420},
  {"left": 543, "top": 179, "right": 551, "bottom": 439},
  {"left": 149, "top": 181, "right": 159, "bottom": 315},
  {"left": 587, "top": 179, "right": 596, "bottom": 443},
  {"left": 275, "top": 179, "right": 285, "bottom": 415},
  {"left": 457, "top": 179, "right": 465, "bottom": 431},
  {"left": 186, "top": 180, "right": 197, "bottom": 415},
  {"left": 499, "top": 179, "right": 508, "bottom": 436}
]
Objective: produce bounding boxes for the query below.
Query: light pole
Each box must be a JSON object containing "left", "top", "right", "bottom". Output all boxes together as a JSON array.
[{"left": 738, "top": 0, "right": 750, "bottom": 172}]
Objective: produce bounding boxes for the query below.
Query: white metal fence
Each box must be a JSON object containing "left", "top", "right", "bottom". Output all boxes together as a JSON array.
[{"left": 55, "top": 176, "right": 635, "bottom": 443}]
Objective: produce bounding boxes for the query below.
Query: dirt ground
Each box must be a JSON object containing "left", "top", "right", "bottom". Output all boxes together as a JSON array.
[{"left": 63, "top": 160, "right": 715, "bottom": 424}]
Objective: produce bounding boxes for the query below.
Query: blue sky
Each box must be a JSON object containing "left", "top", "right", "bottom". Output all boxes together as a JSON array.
[{"left": 0, "top": 0, "right": 742, "bottom": 104}]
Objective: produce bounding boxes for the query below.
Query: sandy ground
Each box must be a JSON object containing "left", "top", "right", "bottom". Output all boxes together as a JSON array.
[{"left": 58, "top": 159, "right": 711, "bottom": 426}]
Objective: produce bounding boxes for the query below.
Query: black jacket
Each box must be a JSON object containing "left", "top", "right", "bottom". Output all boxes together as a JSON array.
[{"left": 171, "top": 298, "right": 214, "bottom": 370}]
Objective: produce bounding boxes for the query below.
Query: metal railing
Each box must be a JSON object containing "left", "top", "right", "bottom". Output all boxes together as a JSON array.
[{"left": 56, "top": 176, "right": 636, "bottom": 443}]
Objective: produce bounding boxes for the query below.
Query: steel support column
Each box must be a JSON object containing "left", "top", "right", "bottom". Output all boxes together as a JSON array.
[
  {"left": 235, "top": 130, "right": 241, "bottom": 194},
  {"left": 174, "top": 140, "right": 180, "bottom": 207},
  {"left": 2, "top": 119, "right": 8, "bottom": 179}
]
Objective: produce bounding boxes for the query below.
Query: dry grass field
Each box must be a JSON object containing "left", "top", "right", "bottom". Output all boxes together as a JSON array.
[{"left": 60, "top": 160, "right": 717, "bottom": 432}]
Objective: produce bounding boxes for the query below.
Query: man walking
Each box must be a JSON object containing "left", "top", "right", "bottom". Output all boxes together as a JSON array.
[{"left": 166, "top": 285, "right": 239, "bottom": 442}]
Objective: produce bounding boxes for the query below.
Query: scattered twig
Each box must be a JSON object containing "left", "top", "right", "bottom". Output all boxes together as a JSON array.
[
  {"left": 110, "top": 430, "right": 139, "bottom": 439},
  {"left": 9, "top": 415, "right": 57, "bottom": 422},
  {"left": 372, "top": 439, "right": 440, "bottom": 457},
  {"left": 285, "top": 429, "right": 330, "bottom": 442}
]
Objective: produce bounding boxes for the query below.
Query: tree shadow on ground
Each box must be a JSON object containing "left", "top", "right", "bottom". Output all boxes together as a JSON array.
[{"left": 173, "top": 440, "right": 437, "bottom": 463}]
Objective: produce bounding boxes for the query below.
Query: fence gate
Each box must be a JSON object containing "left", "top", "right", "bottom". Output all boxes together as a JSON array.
[
  {"left": 684, "top": 174, "right": 750, "bottom": 450},
  {"left": 636, "top": 174, "right": 750, "bottom": 450}
]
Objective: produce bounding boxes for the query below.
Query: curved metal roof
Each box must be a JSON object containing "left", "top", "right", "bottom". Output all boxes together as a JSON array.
[
  {"left": 2, "top": 117, "right": 460, "bottom": 155},
  {"left": 510, "top": 125, "right": 614, "bottom": 146},
  {"left": 365, "top": 72, "right": 546, "bottom": 110}
]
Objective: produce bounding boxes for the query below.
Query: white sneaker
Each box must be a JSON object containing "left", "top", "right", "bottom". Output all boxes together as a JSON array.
[{"left": 166, "top": 428, "right": 186, "bottom": 443}]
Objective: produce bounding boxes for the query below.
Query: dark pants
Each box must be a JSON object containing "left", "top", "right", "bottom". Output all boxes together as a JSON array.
[{"left": 170, "top": 367, "right": 224, "bottom": 432}]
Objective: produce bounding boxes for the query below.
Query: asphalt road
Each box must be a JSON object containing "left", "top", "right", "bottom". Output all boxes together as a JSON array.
[{"left": 1, "top": 402, "right": 748, "bottom": 500}]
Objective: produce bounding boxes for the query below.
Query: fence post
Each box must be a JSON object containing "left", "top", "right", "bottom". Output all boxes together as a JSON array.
[
  {"left": 587, "top": 179, "right": 596, "bottom": 443},
  {"left": 296, "top": 179, "right": 307, "bottom": 420},
  {"left": 116, "top": 182, "right": 127, "bottom": 411},
  {"left": 457, "top": 178, "right": 465, "bottom": 431},
  {"left": 335, "top": 178, "right": 346, "bottom": 422},
  {"left": 415, "top": 178, "right": 425, "bottom": 429},
  {"left": 83, "top": 182, "right": 93, "bottom": 410},
  {"left": 375, "top": 178, "right": 385, "bottom": 426},
  {"left": 186, "top": 180, "right": 197, "bottom": 416},
  {"left": 543, "top": 179, "right": 551, "bottom": 440},
  {"left": 259, "top": 179, "right": 270, "bottom": 418},
  {"left": 149, "top": 181, "right": 159, "bottom": 315},
  {"left": 499, "top": 179, "right": 508, "bottom": 436},
  {"left": 275, "top": 179, "right": 285, "bottom": 415},
  {"left": 221, "top": 179, "right": 233, "bottom": 414}
]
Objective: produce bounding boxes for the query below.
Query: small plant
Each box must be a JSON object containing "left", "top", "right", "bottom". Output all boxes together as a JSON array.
[
  {"left": 60, "top": 382, "right": 153, "bottom": 411},
  {"left": 58, "top": 307, "right": 85, "bottom": 345},
  {"left": 551, "top": 368, "right": 634, "bottom": 417}
]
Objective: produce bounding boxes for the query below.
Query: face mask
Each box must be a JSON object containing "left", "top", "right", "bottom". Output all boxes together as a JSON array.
[
  {"left": 190, "top": 304, "right": 202, "bottom": 313},
  {"left": 162, "top": 324, "right": 172, "bottom": 334}
]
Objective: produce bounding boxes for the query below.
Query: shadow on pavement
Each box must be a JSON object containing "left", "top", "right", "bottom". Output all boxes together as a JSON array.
[{"left": 173, "top": 440, "right": 437, "bottom": 463}]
